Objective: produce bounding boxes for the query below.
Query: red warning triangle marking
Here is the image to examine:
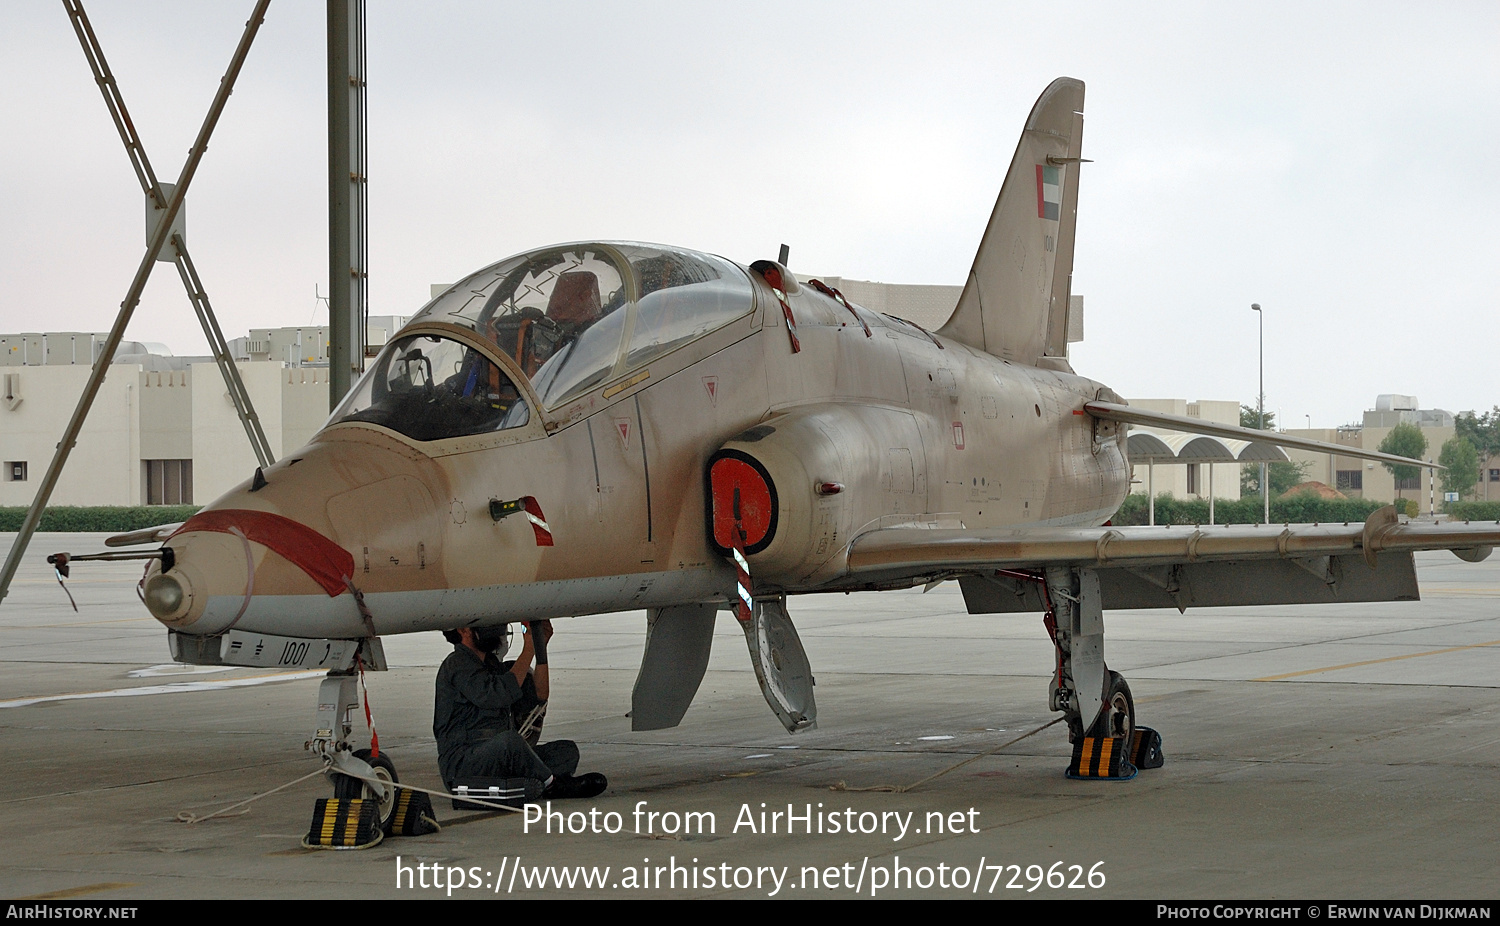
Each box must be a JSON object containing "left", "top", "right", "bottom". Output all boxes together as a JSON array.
[
  {"left": 703, "top": 376, "right": 718, "bottom": 406},
  {"left": 615, "top": 418, "right": 631, "bottom": 447}
]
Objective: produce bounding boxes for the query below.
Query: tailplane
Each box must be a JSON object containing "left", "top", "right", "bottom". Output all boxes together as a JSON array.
[{"left": 938, "top": 77, "right": 1085, "bottom": 368}]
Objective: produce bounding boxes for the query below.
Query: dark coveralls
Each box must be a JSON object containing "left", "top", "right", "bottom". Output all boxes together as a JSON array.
[{"left": 433, "top": 643, "right": 579, "bottom": 789}]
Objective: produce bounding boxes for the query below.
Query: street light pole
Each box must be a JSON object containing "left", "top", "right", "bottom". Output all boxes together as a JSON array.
[{"left": 1252, "top": 303, "right": 1267, "bottom": 524}]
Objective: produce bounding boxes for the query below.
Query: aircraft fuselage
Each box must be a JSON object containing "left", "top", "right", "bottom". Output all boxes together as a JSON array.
[{"left": 143, "top": 247, "right": 1129, "bottom": 643}]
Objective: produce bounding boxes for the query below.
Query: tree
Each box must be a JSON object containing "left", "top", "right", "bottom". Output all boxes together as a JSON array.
[
  {"left": 1237, "top": 402, "right": 1309, "bottom": 497},
  {"left": 1377, "top": 421, "right": 1427, "bottom": 501},
  {"left": 1240, "top": 403, "right": 1274, "bottom": 431},
  {"left": 1241, "top": 457, "right": 1314, "bottom": 497},
  {"left": 1455, "top": 408, "right": 1500, "bottom": 500},
  {"left": 1455, "top": 407, "right": 1500, "bottom": 459},
  {"left": 1439, "top": 436, "right": 1480, "bottom": 500}
]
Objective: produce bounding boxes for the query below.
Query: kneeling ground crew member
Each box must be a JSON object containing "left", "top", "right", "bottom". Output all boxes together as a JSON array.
[{"left": 434, "top": 620, "right": 606, "bottom": 799}]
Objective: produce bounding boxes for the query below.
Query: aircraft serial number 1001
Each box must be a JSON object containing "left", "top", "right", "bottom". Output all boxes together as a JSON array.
[{"left": 78, "top": 79, "right": 1496, "bottom": 828}]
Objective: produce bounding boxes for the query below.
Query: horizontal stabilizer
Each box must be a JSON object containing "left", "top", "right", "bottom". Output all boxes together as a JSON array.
[{"left": 1084, "top": 402, "right": 1441, "bottom": 470}]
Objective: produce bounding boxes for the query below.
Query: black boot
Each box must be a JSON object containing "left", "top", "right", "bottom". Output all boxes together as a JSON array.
[{"left": 544, "top": 772, "right": 608, "bottom": 799}]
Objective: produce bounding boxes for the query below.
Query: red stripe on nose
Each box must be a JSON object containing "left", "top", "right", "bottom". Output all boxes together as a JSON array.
[{"left": 173, "top": 509, "right": 355, "bottom": 597}]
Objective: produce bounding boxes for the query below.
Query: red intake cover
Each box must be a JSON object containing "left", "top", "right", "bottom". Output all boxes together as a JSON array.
[{"left": 708, "top": 451, "right": 778, "bottom": 556}]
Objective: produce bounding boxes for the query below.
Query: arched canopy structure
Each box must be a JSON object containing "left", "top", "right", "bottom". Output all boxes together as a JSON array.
[
  {"left": 1125, "top": 432, "right": 1174, "bottom": 460},
  {"left": 1125, "top": 432, "right": 1289, "bottom": 526},
  {"left": 1127, "top": 432, "right": 1289, "bottom": 464},
  {"left": 1225, "top": 438, "right": 1292, "bottom": 463}
]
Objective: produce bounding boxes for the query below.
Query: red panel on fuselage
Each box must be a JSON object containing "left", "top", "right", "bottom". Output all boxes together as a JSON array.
[{"left": 709, "top": 456, "right": 774, "bottom": 552}]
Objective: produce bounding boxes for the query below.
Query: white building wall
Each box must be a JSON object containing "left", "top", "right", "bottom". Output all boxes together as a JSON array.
[
  {"left": 139, "top": 369, "right": 193, "bottom": 460},
  {"left": 280, "top": 367, "right": 331, "bottom": 456},
  {"left": 0, "top": 365, "right": 141, "bottom": 506},
  {"left": 191, "top": 361, "right": 286, "bottom": 505}
]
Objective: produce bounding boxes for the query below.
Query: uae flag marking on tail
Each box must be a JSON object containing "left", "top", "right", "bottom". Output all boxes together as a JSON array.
[{"left": 1036, "top": 164, "right": 1061, "bottom": 220}]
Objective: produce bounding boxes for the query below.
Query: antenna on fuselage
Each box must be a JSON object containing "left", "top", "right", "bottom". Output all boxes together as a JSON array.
[{"left": 778, "top": 243, "right": 790, "bottom": 267}]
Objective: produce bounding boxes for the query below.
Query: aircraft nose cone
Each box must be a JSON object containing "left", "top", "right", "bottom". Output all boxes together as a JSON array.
[
  {"left": 143, "top": 526, "right": 255, "bottom": 634},
  {"left": 142, "top": 570, "right": 191, "bottom": 624}
]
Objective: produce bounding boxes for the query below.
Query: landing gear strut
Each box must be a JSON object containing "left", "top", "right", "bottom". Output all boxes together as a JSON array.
[
  {"left": 307, "top": 655, "right": 399, "bottom": 834},
  {"left": 1043, "top": 566, "right": 1157, "bottom": 778}
]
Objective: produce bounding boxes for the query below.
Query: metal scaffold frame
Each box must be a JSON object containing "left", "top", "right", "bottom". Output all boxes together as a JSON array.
[
  {"left": 65, "top": 0, "right": 277, "bottom": 471},
  {"left": 0, "top": 0, "right": 274, "bottom": 606}
]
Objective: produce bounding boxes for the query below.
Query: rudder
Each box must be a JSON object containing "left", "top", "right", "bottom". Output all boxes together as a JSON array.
[{"left": 937, "top": 78, "right": 1085, "bottom": 367}]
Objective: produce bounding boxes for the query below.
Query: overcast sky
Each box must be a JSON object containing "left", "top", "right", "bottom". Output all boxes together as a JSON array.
[{"left": 1, "top": 1, "right": 1495, "bottom": 428}]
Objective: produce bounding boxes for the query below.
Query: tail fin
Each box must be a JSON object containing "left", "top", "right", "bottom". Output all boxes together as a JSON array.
[{"left": 938, "top": 78, "right": 1084, "bottom": 368}]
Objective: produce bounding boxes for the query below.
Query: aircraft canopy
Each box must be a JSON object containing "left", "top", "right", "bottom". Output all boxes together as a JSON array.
[{"left": 408, "top": 242, "right": 754, "bottom": 409}]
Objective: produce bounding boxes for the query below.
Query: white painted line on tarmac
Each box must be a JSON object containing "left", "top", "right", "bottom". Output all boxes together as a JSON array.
[
  {"left": 128, "top": 663, "right": 234, "bottom": 678},
  {"left": 0, "top": 670, "right": 325, "bottom": 709}
]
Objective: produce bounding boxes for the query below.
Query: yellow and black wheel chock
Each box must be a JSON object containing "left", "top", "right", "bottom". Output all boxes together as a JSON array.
[
  {"left": 1066, "top": 725, "right": 1165, "bottom": 780},
  {"left": 304, "top": 797, "right": 383, "bottom": 849},
  {"left": 1130, "top": 725, "right": 1165, "bottom": 770},
  {"left": 1067, "top": 734, "right": 1136, "bottom": 780},
  {"left": 388, "top": 788, "right": 440, "bottom": 837}
]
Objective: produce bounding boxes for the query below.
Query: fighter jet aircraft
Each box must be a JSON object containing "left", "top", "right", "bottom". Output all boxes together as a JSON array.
[{"left": 76, "top": 77, "right": 1499, "bottom": 827}]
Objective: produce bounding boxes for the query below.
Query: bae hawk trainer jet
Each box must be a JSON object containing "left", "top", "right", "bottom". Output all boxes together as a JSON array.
[{"left": 66, "top": 78, "right": 1499, "bottom": 827}]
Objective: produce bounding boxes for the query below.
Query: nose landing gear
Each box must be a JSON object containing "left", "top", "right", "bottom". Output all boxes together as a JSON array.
[{"left": 304, "top": 655, "right": 411, "bottom": 846}]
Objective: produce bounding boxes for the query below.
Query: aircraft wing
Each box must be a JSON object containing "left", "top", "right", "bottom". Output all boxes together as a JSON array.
[
  {"left": 840, "top": 507, "right": 1500, "bottom": 612},
  {"left": 1084, "top": 401, "right": 1440, "bottom": 470}
]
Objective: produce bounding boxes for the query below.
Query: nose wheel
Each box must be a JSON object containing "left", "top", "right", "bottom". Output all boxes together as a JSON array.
[
  {"left": 1062, "top": 670, "right": 1133, "bottom": 739},
  {"left": 332, "top": 748, "right": 399, "bottom": 833}
]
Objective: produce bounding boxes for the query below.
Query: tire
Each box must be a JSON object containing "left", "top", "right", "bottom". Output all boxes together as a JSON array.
[
  {"left": 1099, "top": 670, "right": 1135, "bottom": 743},
  {"left": 333, "top": 748, "right": 399, "bottom": 833}
]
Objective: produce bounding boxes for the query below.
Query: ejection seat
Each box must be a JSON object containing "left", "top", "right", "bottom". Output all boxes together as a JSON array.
[
  {"left": 489, "top": 270, "right": 603, "bottom": 377},
  {"left": 545, "top": 270, "right": 603, "bottom": 327}
]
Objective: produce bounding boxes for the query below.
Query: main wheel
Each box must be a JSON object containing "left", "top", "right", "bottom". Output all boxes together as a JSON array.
[
  {"left": 1101, "top": 670, "right": 1135, "bottom": 744},
  {"left": 333, "top": 748, "right": 399, "bottom": 833}
]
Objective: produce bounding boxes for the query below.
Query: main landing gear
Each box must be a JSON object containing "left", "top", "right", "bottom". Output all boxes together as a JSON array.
[{"left": 1043, "top": 566, "right": 1163, "bottom": 779}]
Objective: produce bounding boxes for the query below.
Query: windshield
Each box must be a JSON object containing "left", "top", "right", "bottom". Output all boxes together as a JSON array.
[
  {"left": 413, "top": 242, "right": 753, "bottom": 408},
  {"left": 330, "top": 334, "right": 530, "bottom": 441}
]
